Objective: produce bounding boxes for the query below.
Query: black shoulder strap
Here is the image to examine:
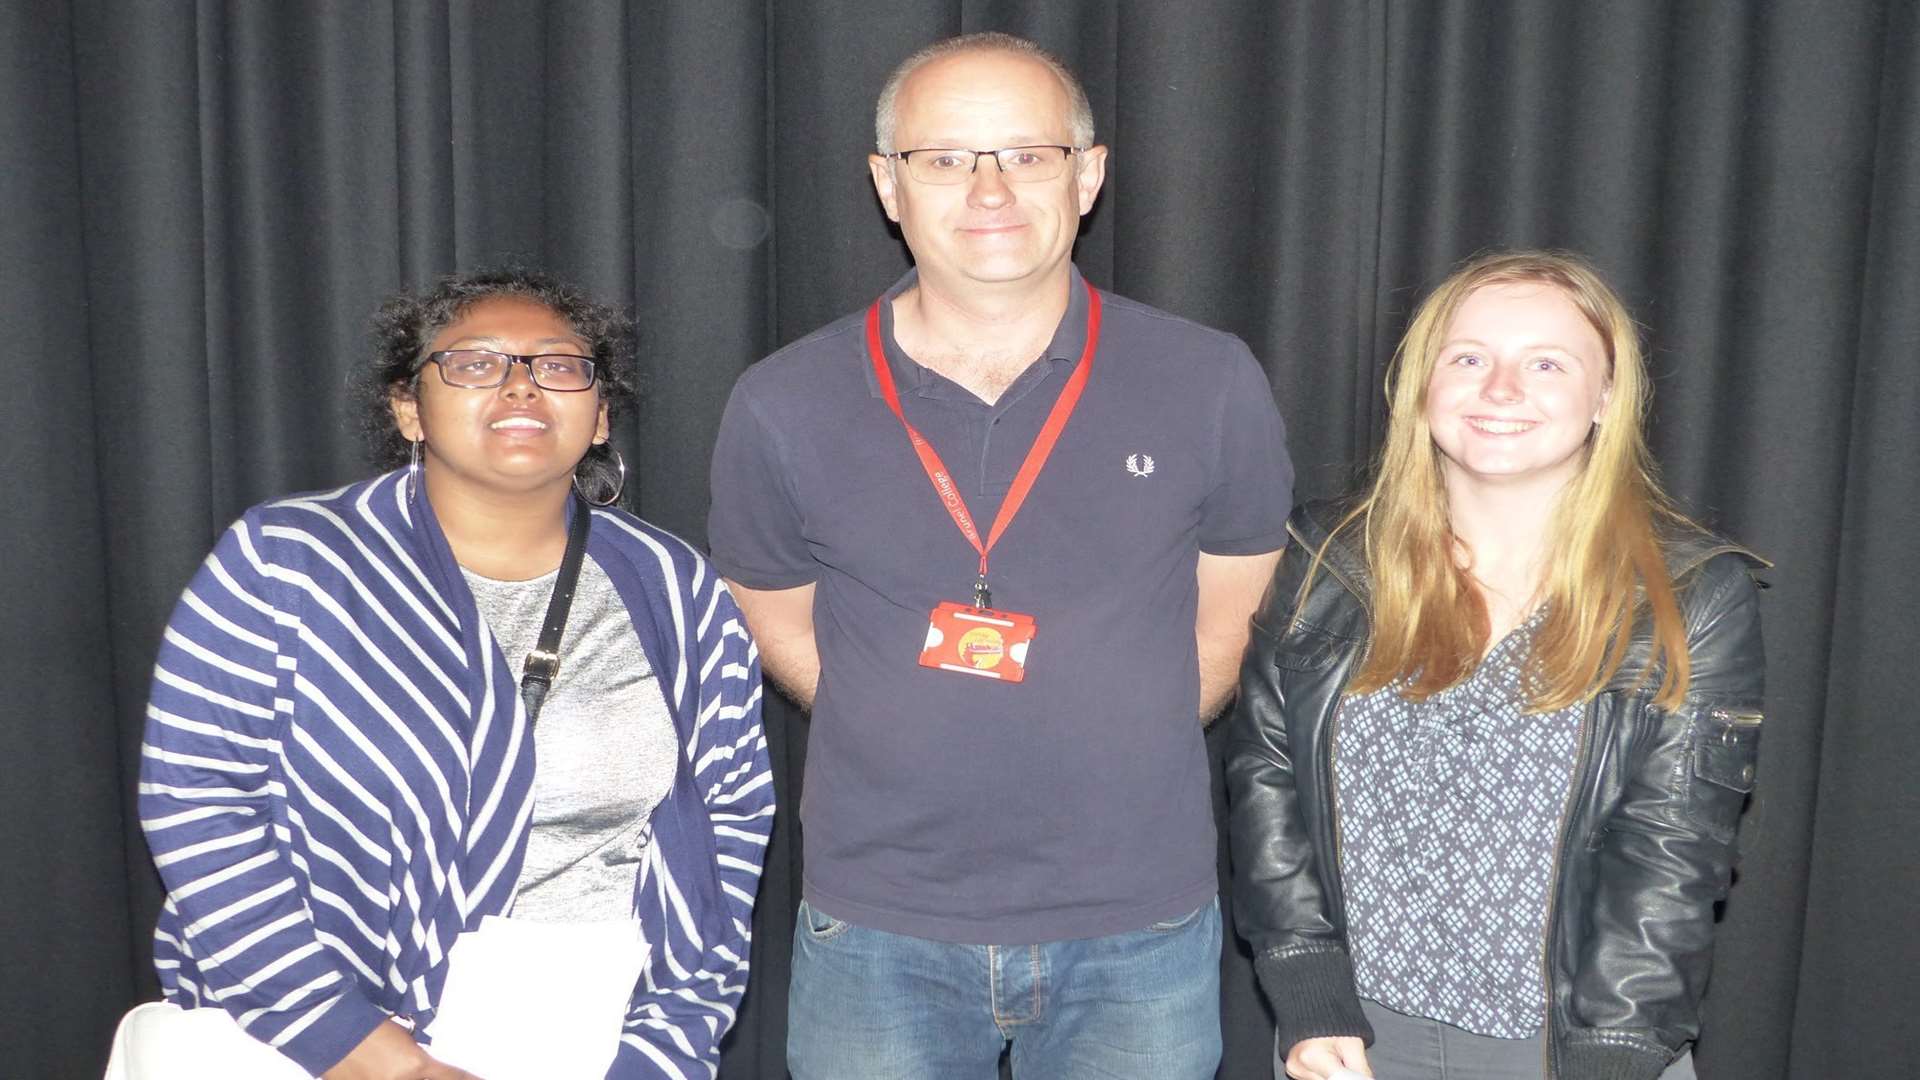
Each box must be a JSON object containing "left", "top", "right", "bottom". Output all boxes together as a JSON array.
[{"left": 519, "top": 495, "right": 593, "bottom": 725}]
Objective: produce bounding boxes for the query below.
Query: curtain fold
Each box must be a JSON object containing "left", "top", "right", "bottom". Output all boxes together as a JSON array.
[
  {"left": 2, "top": 3, "right": 1912, "bottom": 1077},
  {"left": 0, "top": 3, "right": 140, "bottom": 1073},
  {"left": 1790, "top": 3, "right": 1919, "bottom": 1074}
]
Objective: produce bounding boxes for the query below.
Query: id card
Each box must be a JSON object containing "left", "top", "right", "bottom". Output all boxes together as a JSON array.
[{"left": 918, "top": 602, "right": 1036, "bottom": 682}]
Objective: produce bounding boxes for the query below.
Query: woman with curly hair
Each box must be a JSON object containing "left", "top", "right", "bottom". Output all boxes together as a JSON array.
[
  {"left": 115, "top": 268, "right": 772, "bottom": 1080},
  {"left": 1229, "top": 251, "right": 1763, "bottom": 1080}
]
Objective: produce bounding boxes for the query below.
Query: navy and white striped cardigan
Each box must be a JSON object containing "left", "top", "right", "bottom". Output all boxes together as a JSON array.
[{"left": 139, "top": 470, "right": 772, "bottom": 1078}]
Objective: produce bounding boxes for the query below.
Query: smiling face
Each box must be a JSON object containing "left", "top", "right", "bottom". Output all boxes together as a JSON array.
[
  {"left": 389, "top": 294, "right": 609, "bottom": 501},
  {"left": 867, "top": 48, "right": 1107, "bottom": 295},
  {"left": 1424, "top": 281, "right": 1612, "bottom": 498}
]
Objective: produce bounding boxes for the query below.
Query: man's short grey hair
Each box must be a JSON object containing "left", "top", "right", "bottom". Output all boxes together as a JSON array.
[{"left": 874, "top": 32, "right": 1095, "bottom": 155}]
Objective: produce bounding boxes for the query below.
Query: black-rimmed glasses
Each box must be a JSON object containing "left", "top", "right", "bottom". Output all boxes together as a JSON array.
[
  {"left": 420, "top": 350, "right": 598, "bottom": 392},
  {"left": 888, "top": 145, "right": 1081, "bottom": 185}
]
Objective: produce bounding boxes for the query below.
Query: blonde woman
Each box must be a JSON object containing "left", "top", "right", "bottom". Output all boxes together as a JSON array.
[{"left": 1227, "top": 251, "right": 1763, "bottom": 1080}]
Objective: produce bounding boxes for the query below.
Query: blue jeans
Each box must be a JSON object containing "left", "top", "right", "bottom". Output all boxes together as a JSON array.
[{"left": 788, "top": 897, "right": 1223, "bottom": 1080}]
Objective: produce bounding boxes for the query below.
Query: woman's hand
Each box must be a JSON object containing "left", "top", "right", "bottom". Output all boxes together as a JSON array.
[
  {"left": 1284, "top": 1035, "right": 1372, "bottom": 1080},
  {"left": 321, "top": 1020, "right": 483, "bottom": 1080}
]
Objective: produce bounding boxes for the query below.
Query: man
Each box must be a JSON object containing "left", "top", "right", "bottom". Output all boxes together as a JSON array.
[{"left": 708, "top": 32, "right": 1292, "bottom": 1079}]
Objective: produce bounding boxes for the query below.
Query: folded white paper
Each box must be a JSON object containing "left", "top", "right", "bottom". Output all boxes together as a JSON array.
[{"left": 426, "top": 915, "right": 649, "bottom": 1080}]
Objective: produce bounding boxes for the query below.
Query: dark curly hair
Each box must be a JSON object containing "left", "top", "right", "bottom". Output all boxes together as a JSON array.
[{"left": 361, "top": 266, "right": 639, "bottom": 503}]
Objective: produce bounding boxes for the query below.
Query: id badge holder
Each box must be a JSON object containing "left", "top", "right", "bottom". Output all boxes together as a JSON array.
[{"left": 918, "top": 602, "right": 1037, "bottom": 682}]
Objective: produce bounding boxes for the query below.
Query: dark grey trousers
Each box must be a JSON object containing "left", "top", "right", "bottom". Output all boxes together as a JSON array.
[{"left": 1274, "top": 999, "right": 1698, "bottom": 1080}]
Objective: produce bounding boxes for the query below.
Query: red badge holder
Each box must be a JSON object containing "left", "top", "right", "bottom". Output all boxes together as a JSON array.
[
  {"left": 868, "top": 281, "right": 1101, "bottom": 687},
  {"left": 918, "top": 602, "right": 1037, "bottom": 682}
]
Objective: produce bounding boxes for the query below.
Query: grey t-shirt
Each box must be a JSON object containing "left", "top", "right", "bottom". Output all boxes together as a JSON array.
[
  {"left": 463, "top": 555, "right": 679, "bottom": 923},
  {"left": 708, "top": 267, "right": 1293, "bottom": 944}
]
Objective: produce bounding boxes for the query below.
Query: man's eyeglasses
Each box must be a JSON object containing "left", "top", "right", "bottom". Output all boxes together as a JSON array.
[
  {"left": 420, "top": 350, "right": 598, "bottom": 392},
  {"left": 888, "top": 145, "right": 1081, "bottom": 185}
]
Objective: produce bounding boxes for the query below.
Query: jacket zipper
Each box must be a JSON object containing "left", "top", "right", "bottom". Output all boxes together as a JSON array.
[
  {"left": 1325, "top": 684, "right": 1348, "bottom": 927},
  {"left": 1539, "top": 696, "right": 1599, "bottom": 1080},
  {"left": 1309, "top": 548, "right": 1367, "bottom": 931},
  {"left": 1531, "top": 580, "right": 1750, "bottom": 1077}
]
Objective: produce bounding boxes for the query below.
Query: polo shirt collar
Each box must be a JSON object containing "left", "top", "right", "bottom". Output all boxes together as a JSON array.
[{"left": 869, "top": 264, "right": 1091, "bottom": 399}]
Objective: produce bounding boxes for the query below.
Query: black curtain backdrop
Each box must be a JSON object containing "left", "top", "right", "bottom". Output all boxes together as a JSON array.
[{"left": 3, "top": 2, "right": 1914, "bottom": 1078}]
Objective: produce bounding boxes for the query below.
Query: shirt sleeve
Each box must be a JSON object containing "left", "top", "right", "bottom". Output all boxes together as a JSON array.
[
  {"left": 140, "top": 513, "right": 390, "bottom": 1075},
  {"left": 608, "top": 569, "right": 773, "bottom": 1078},
  {"left": 1199, "top": 339, "right": 1294, "bottom": 555},
  {"left": 707, "top": 375, "right": 817, "bottom": 590}
]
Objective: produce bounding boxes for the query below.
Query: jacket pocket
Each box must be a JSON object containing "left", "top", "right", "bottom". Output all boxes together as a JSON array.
[
  {"left": 1269, "top": 625, "right": 1344, "bottom": 673},
  {"left": 1687, "top": 707, "right": 1762, "bottom": 842}
]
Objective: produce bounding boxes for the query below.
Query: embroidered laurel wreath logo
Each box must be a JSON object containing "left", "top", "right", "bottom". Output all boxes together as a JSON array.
[{"left": 1125, "top": 453, "right": 1156, "bottom": 477}]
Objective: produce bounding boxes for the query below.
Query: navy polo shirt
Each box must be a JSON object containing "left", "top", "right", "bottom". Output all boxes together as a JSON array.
[{"left": 709, "top": 266, "right": 1292, "bottom": 944}]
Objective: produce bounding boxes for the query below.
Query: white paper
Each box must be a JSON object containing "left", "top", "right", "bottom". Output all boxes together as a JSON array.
[
  {"left": 425, "top": 915, "right": 649, "bottom": 1080},
  {"left": 104, "top": 1002, "right": 313, "bottom": 1080}
]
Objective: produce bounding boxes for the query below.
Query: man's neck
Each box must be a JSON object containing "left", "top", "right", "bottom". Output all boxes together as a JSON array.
[
  {"left": 890, "top": 268, "right": 1074, "bottom": 403},
  {"left": 424, "top": 471, "right": 573, "bottom": 581}
]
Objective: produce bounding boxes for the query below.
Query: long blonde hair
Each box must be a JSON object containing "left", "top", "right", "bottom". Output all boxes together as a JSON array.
[{"left": 1322, "top": 250, "right": 1692, "bottom": 710}]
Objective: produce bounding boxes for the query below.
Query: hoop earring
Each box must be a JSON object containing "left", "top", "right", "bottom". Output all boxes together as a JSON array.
[
  {"left": 407, "top": 438, "right": 422, "bottom": 504},
  {"left": 575, "top": 445, "right": 627, "bottom": 507}
]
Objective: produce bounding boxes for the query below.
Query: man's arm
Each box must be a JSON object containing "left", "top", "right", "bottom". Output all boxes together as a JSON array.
[
  {"left": 1196, "top": 548, "right": 1284, "bottom": 722},
  {"left": 726, "top": 580, "right": 820, "bottom": 710}
]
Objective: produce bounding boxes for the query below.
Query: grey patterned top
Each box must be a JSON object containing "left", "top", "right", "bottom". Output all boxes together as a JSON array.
[
  {"left": 463, "top": 556, "right": 679, "bottom": 923},
  {"left": 1333, "top": 613, "right": 1583, "bottom": 1038}
]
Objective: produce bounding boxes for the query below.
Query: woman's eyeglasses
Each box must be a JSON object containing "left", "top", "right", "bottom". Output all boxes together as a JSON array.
[{"left": 420, "top": 350, "right": 598, "bottom": 392}]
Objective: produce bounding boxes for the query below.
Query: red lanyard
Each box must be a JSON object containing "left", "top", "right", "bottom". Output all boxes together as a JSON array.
[{"left": 864, "top": 279, "right": 1102, "bottom": 607}]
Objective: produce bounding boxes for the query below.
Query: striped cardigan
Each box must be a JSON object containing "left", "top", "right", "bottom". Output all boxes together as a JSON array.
[{"left": 139, "top": 471, "right": 772, "bottom": 1078}]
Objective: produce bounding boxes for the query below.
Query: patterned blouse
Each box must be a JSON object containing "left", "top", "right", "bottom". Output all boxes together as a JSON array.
[{"left": 1333, "top": 614, "right": 1583, "bottom": 1038}]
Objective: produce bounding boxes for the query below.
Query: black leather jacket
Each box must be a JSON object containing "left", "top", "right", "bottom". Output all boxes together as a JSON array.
[{"left": 1227, "top": 502, "right": 1765, "bottom": 1080}]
